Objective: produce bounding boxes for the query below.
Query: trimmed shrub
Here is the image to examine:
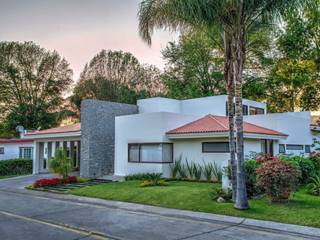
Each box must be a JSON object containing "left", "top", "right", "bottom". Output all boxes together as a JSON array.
[
  {"left": 140, "top": 179, "right": 168, "bottom": 187},
  {"left": 125, "top": 173, "right": 162, "bottom": 181},
  {"left": 256, "top": 153, "right": 278, "bottom": 164},
  {"left": 0, "top": 159, "right": 32, "bottom": 176},
  {"left": 257, "top": 160, "right": 301, "bottom": 203},
  {"left": 33, "top": 176, "right": 77, "bottom": 188},
  {"left": 244, "top": 160, "right": 264, "bottom": 197},
  {"left": 280, "top": 156, "right": 316, "bottom": 183}
]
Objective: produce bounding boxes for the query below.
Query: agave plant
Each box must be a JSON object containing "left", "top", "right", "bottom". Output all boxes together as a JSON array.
[
  {"left": 193, "top": 163, "right": 203, "bottom": 181},
  {"left": 203, "top": 161, "right": 214, "bottom": 182},
  {"left": 170, "top": 155, "right": 182, "bottom": 179},
  {"left": 178, "top": 163, "right": 188, "bottom": 179},
  {"left": 185, "top": 159, "right": 194, "bottom": 179},
  {"left": 307, "top": 176, "right": 320, "bottom": 196},
  {"left": 212, "top": 162, "right": 223, "bottom": 183}
]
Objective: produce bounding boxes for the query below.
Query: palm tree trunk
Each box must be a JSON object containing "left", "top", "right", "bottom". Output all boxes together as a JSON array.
[
  {"left": 233, "top": 23, "right": 249, "bottom": 210},
  {"left": 224, "top": 31, "right": 237, "bottom": 201}
]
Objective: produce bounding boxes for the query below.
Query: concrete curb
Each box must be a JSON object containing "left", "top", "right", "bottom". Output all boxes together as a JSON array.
[{"left": 6, "top": 188, "right": 320, "bottom": 238}]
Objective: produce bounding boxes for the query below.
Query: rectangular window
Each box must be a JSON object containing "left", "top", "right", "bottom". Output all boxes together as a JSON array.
[
  {"left": 0, "top": 147, "right": 4, "bottom": 154},
  {"left": 286, "top": 144, "right": 304, "bottom": 151},
  {"left": 305, "top": 145, "right": 311, "bottom": 153},
  {"left": 128, "top": 143, "right": 173, "bottom": 163},
  {"left": 202, "top": 142, "right": 230, "bottom": 153},
  {"left": 226, "top": 102, "right": 248, "bottom": 116},
  {"left": 249, "top": 106, "right": 265, "bottom": 115},
  {"left": 279, "top": 144, "right": 285, "bottom": 154},
  {"left": 19, "top": 147, "right": 33, "bottom": 159}
]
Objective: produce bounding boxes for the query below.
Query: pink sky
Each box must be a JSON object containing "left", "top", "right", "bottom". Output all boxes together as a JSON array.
[{"left": 0, "top": 0, "right": 179, "bottom": 81}]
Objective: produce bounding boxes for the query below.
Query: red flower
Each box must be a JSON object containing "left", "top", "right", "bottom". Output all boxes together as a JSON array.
[{"left": 33, "top": 176, "right": 78, "bottom": 188}]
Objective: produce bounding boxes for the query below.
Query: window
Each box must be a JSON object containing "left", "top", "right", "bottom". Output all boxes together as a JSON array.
[
  {"left": 0, "top": 147, "right": 4, "bottom": 154},
  {"left": 202, "top": 142, "right": 230, "bottom": 153},
  {"left": 226, "top": 102, "right": 248, "bottom": 116},
  {"left": 249, "top": 106, "right": 265, "bottom": 115},
  {"left": 128, "top": 143, "right": 173, "bottom": 163},
  {"left": 279, "top": 144, "right": 285, "bottom": 154},
  {"left": 305, "top": 145, "right": 311, "bottom": 153},
  {"left": 286, "top": 144, "right": 304, "bottom": 151},
  {"left": 19, "top": 147, "right": 33, "bottom": 159}
]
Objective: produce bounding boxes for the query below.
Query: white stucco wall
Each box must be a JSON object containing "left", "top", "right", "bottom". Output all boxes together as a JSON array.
[
  {"left": 114, "top": 112, "right": 199, "bottom": 177},
  {"left": 137, "top": 96, "right": 267, "bottom": 117},
  {"left": 245, "top": 112, "right": 313, "bottom": 155},
  {"left": 115, "top": 111, "right": 267, "bottom": 178},
  {"left": 173, "top": 138, "right": 263, "bottom": 168},
  {"left": 0, "top": 142, "right": 34, "bottom": 161}
]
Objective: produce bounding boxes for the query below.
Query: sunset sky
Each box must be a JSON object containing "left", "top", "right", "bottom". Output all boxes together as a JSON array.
[{"left": 0, "top": 0, "right": 178, "bottom": 80}]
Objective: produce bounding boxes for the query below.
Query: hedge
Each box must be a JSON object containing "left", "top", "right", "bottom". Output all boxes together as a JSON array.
[{"left": 0, "top": 159, "right": 32, "bottom": 176}]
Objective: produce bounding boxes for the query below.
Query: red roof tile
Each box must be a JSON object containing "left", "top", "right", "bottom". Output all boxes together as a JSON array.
[
  {"left": 0, "top": 139, "right": 33, "bottom": 144},
  {"left": 25, "top": 123, "right": 81, "bottom": 136},
  {"left": 167, "top": 115, "right": 288, "bottom": 137}
]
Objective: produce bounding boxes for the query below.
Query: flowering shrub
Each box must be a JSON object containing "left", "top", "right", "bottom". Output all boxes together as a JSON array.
[
  {"left": 33, "top": 176, "right": 77, "bottom": 188},
  {"left": 256, "top": 160, "right": 301, "bottom": 203},
  {"left": 256, "top": 154, "right": 278, "bottom": 164}
]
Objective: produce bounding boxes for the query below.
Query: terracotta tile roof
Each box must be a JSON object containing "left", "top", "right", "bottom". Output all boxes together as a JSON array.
[
  {"left": 167, "top": 115, "right": 288, "bottom": 137},
  {"left": 0, "top": 139, "right": 33, "bottom": 144},
  {"left": 25, "top": 123, "right": 81, "bottom": 136}
]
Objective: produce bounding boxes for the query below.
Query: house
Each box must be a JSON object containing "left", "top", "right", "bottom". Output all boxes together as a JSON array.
[
  {"left": 0, "top": 138, "right": 34, "bottom": 161},
  {"left": 21, "top": 96, "right": 320, "bottom": 178}
]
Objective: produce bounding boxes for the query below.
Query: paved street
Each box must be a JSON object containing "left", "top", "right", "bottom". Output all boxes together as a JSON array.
[{"left": 0, "top": 175, "right": 319, "bottom": 240}]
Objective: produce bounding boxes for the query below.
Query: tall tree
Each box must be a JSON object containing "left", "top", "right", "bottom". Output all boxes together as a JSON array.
[
  {"left": 162, "top": 29, "right": 226, "bottom": 99},
  {"left": 0, "top": 41, "right": 73, "bottom": 131},
  {"left": 138, "top": 0, "right": 305, "bottom": 209},
  {"left": 71, "top": 50, "right": 164, "bottom": 109}
]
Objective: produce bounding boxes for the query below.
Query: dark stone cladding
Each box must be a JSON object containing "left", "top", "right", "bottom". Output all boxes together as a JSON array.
[{"left": 80, "top": 100, "right": 138, "bottom": 178}]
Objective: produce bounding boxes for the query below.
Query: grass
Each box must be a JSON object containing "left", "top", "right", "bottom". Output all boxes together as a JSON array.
[
  {"left": 0, "top": 175, "right": 25, "bottom": 179},
  {"left": 69, "top": 181, "right": 320, "bottom": 228}
]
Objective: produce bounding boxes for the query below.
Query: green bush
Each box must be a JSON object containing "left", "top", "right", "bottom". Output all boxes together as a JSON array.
[
  {"left": 125, "top": 173, "right": 162, "bottom": 181},
  {"left": 257, "top": 160, "right": 301, "bottom": 203},
  {"left": 211, "top": 186, "right": 232, "bottom": 201},
  {"left": 309, "top": 153, "right": 320, "bottom": 175},
  {"left": 280, "top": 156, "right": 316, "bottom": 183},
  {"left": 140, "top": 179, "right": 168, "bottom": 187},
  {"left": 0, "top": 159, "right": 32, "bottom": 176},
  {"left": 244, "top": 160, "right": 264, "bottom": 197},
  {"left": 49, "top": 148, "right": 72, "bottom": 179}
]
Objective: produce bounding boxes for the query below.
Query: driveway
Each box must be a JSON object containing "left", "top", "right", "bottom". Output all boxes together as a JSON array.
[{"left": 0, "top": 175, "right": 319, "bottom": 240}]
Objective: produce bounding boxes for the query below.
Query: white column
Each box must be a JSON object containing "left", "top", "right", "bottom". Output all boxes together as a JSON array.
[
  {"left": 222, "top": 159, "right": 230, "bottom": 193},
  {"left": 44, "top": 142, "right": 48, "bottom": 170},
  {"left": 51, "top": 142, "right": 56, "bottom": 158},
  {"left": 32, "top": 142, "right": 38, "bottom": 174}
]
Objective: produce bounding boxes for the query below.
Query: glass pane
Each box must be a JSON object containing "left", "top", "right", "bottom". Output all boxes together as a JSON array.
[
  {"left": 129, "top": 144, "right": 139, "bottom": 162},
  {"left": 203, "top": 142, "right": 229, "bottom": 153},
  {"left": 279, "top": 144, "right": 285, "bottom": 153},
  {"left": 286, "top": 144, "right": 304, "bottom": 151},
  {"left": 305, "top": 145, "right": 311, "bottom": 153},
  {"left": 140, "top": 144, "right": 162, "bottom": 162},
  {"left": 162, "top": 144, "right": 173, "bottom": 163}
]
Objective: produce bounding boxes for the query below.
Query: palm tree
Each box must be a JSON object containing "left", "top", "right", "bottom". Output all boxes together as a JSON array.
[{"left": 138, "top": 0, "right": 305, "bottom": 210}]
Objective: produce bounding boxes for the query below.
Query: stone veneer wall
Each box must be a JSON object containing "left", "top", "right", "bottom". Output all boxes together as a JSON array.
[{"left": 80, "top": 100, "right": 138, "bottom": 178}]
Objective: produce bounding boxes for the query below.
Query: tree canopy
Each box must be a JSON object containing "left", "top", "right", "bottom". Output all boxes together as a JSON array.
[
  {"left": 71, "top": 50, "right": 164, "bottom": 109},
  {"left": 0, "top": 41, "right": 73, "bottom": 132}
]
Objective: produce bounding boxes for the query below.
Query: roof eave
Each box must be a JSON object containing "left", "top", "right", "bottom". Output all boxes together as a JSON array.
[
  {"left": 24, "top": 131, "right": 81, "bottom": 139},
  {"left": 167, "top": 132, "right": 287, "bottom": 140}
]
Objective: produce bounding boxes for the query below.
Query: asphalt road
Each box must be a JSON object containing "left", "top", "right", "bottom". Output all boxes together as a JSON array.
[{"left": 0, "top": 176, "right": 319, "bottom": 240}]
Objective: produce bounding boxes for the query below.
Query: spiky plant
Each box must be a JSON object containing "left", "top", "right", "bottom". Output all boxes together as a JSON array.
[
  {"left": 49, "top": 148, "right": 72, "bottom": 179},
  {"left": 307, "top": 176, "right": 320, "bottom": 196},
  {"left": 203, "top": 161, "right": 214, "bottom": 182}
]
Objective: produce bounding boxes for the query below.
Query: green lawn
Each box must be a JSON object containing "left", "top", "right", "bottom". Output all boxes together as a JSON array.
[
  {"left": 69, "top": 180, "right": 320, "bottom": 228},
  {"left": 0, "top": 175, "right": 24, "bottom": 179}
]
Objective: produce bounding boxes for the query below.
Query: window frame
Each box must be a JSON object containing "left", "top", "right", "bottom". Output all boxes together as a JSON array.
[
  {"left": 286, "top": 144, "right": 304, "bottom": 151},
  {"left": 305, "top": 145, "right": 311, "bottom": 153},
  {"left": 0, "top": 147, "right": 4, "bottom": 154},
  {"left": 249, "top": 106, "right": 265, "bottom": 115},
  {"left": 128, "top": 143, "right": 173, "bottom": 164},
  {"left": 279, "top": 144, "right": 286, "bottom": 154},
  {"left": 202, "top": 142, "right": 230, "bottom": 153},
  {"left": 19, "top": 147, "right": 33, "bottom": 159}
]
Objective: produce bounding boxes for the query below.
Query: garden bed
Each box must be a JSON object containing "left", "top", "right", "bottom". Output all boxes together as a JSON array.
[{"left": 69, "top": 180, "right": 320, "bottom": 228}]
